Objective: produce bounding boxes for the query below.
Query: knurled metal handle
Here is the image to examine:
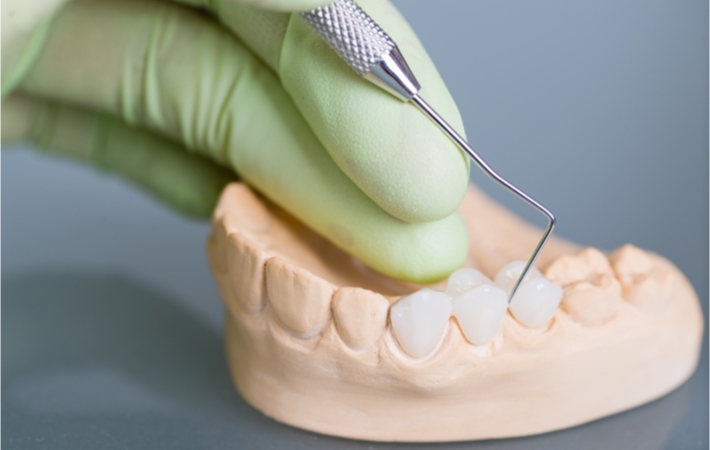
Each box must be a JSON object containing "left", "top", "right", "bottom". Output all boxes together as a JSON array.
[
  {"left": 300, "top": 0, "right": 420, "bottom": 101},
  {"left": 300, "top": 0, "right": 394, "bottom": 76}
]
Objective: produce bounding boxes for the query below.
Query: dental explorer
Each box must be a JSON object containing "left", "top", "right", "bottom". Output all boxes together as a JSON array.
[{"left": 300, "top": 0, "right": 556, "bottom": 301}]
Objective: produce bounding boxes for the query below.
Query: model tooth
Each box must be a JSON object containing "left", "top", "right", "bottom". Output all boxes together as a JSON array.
[
  {"left": 226, "top": 232, "right": 269, "bottom": 314},
  {"left": 333, "top": 287, "right": 389, "bottom": 351},
  {"left": 494, "top": 260, "right": 543, "bottom": 296},
  {"left": 209, "top": 219, "right": 230, "bottom": 274},
  {"left": 445, "top": 268, "right": 493, "bottom": 297},
  {"left": 265, "top": 257, "right": 335, "bottom": 338},
  {"left": 509, "top": 278, "right": 562, "bottom": 329},
  {"left": 561, "top": 274, "right": 623, "bottom": 326},
  {"left": 452, "top": 284, "right": 508, "bottom": 345},
  {"left": 391, "top": 289, "right": 452, "bottom": 358},
  {"left": 218, "top": 184, "right": 271, "bottom": 232},
  {"left": 545, "top": 248, "right": 622, "bottom": 326},
  {"left": 545, "top": 248, "right": 613, "bottom": 286},
  {"left": 610, "top": 244, "right": 654, "bottom": 277},
  {"left": 609, "top": 245, "right": 673, "bottom": 313}
]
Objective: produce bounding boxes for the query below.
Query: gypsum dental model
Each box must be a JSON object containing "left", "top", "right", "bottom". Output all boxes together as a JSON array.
[
  {"left": 391, "top": 263, "right": 562, "bottom": 357},
  {"left": 208, "top": 183, "right": 703, "bottom": 442}
]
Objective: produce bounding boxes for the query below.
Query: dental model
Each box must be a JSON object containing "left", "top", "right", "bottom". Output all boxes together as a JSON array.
[{"left": 208, "top": 183, "right": 703, "bottom": 442}]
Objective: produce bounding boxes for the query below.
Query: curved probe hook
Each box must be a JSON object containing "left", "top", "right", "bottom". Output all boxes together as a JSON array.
[
  {"left": 301, "top": 0, "right": 556, "bottom": 300},
  {"left": 411, "top": 95, "right": 556, "bottom": 302}
]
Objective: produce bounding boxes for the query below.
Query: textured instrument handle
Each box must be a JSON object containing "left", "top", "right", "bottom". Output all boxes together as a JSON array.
[{"left": 300, "top": 0, "right": 395, "bottom": 75}]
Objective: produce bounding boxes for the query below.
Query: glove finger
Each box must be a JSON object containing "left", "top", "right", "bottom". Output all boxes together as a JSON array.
[
  {"left": 2, "top": 92, "right": 235, "bottom": 218},
  {"left": 18, "top": 0, "right": 468, "bottom": 282},
  {"left": 1, "top": 0, "right": 327, "bottom": 100},
  {"left": 209, "top": 0, "right": 471, "bottom": 223},
  {"left": 2, "top": 0, "right": 67, "bottom": 97},
  {"left": 176, "top": 0, "right": 331, "bottom": 13}
]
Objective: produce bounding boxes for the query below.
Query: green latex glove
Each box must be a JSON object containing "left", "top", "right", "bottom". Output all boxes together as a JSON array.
[{"left": 2, "top": 0, "right": 471, "bottom": 283}]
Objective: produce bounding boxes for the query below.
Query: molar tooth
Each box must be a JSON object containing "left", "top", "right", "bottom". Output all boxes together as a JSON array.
[
  {"left": 494, "top": 260, "right": 542, "bottom": 296},
  {"left": 227, "top": 232, "right": 269, "bottom": 314},
  {"left": 265, "top": 257, "right": 335, "bottom": 338},
  {"left": 445, "top": 268, "right": 493, "bottom": 297},
  {"left": 509, "top": 278, "right": 562, "bottom": 329},
  {"left": 561, "top": 274, "right": 623, "bottom": 326},
  {"left": 333, "top": 287, "right": 389, "bottom": 351},
  {"left": 390, "top": 289, "right": 452, "bottom": 358},
  {"left": 209, "top": 219, "right": 230, "bottom": 274},
  {"left": 452, "top": 284, "right": 508, "bottom": 345},
  {"left": 545, "top": 248, "right": 621, "bottom": 326},
  {"left": 545, "top": 247, "right": 613, "bottom": 286},
  {"left": 609, "top": 245, "right": 673, "bottom": 313},
  {"left": 219, "top": 184, "right": 271, "bottom": 232}
]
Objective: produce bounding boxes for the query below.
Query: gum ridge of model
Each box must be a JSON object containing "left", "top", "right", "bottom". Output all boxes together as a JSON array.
[{"left": 208, "top": 183, "right": 704, "bottom": 443}]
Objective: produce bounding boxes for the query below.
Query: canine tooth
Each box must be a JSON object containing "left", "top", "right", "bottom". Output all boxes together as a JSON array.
[
  {"left": 445, "top": 268, "right": 492, "bottom": 297},
  {"left": 265, "top": 257, "right": 334, "bottom": 338},
  {"left": 452, "top": 284, "right": 508, "bottom": 345},
  {"left": 509, "top": 278, "right": 562, "bottom": 329},
  {"left": 494, "top": 260, "right": 543, "bottom": 296},
  {"left": 391, "top": 289, "right": 452, "bottom": 358},
  {"left": 333, "top": 287, "right": 389, "bottom": 351}
]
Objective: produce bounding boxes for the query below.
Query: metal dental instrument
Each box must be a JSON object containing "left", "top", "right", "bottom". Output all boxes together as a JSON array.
[{"left": 301, "top": 0, "right": 556, "bottom": 302}]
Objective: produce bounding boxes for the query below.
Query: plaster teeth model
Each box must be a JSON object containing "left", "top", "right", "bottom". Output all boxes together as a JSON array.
[
  {"left": 208, "top": 183, "right": 703, "bottom": 443},
  {"left": 452, "top": 284, "right": 508, "bottom": 345},
  {"left": 390, "top": 288, "right": 453, "bottom": 358},
  {"left": 494, "top": 260, "right": 543, "bottom": 296},
  {"left": 445, "top": 268, "right": 493, "bottom": 297}
]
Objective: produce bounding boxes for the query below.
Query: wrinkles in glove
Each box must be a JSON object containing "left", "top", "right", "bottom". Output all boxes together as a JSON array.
[{"left": 2, "top": 0, "right": 471, "bottom": 283}]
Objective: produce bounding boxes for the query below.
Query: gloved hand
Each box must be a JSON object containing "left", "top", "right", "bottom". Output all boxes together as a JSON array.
[{"left": 2, "top": 0, "right": 471, "bottom": 283}]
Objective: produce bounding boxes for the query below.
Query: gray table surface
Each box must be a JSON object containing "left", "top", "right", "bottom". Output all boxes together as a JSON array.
[{"left": 3, "top": 1, "right": 708, "bottom": 449}]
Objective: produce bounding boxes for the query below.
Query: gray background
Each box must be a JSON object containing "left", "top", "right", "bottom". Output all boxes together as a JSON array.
[{"left": 3, "top": 0, "right": 708, "bottom": 449}]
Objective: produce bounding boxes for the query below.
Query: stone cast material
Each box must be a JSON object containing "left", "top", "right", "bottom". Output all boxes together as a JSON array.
[{"left": 207, "top": 183, "right": 703, "bottom": 442}]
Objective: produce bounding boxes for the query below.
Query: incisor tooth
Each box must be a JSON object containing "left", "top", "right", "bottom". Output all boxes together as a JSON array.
[
  {"left": 445, "top": 268, "right": 492, "bottom": 297},
  {"left": 390, "top": 289, "right": 452, "bottom": 358},
  {"left": 494, "top": 261, "right": 543, "bottom": 296},
  {"left": 452, "top": 284, "right": 508, "bottom": 345},
  {"left": 509, "top": 278, "right": 562, "bottom": 329},
  {"left": 333, "top": 287, "right": 389, "bottom": 351},
  {"left": 265, "top": 257, "right": 334, "bottom": 338}
]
